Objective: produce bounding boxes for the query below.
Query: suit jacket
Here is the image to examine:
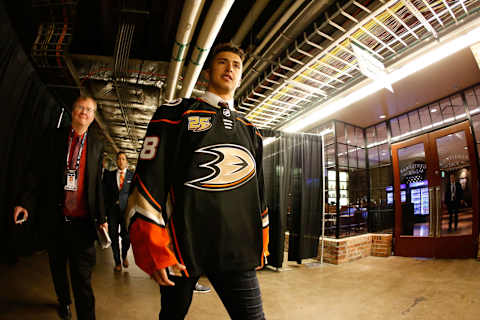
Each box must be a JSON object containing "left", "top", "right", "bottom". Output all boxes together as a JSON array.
[
  {"left": 19, "top": 126, "right": 106, "bottom": 244},
  {"left": 103, "top": 168, "right": 134, "bottom": 213},
  {"left": 445, "top": 181, "right": 463, "bottom": 207}
]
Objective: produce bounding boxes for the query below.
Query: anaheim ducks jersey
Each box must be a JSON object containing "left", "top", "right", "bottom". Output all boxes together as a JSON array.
[{"left": 127, "top": 97, "right": 269, "bottom": 278}]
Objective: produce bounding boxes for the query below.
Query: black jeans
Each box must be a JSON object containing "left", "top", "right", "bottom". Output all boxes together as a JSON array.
[
  {"left": 159, "top": 270, "right": 265, "bottom": 320},
  {"left": 108, "top": 205, "right": 130, "bottom": 265},
  {"left": 48, "top": 218, "right": 97, "bottom": 320}
]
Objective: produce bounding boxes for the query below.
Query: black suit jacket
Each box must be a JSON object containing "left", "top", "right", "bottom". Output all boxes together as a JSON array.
[
  {"left": 445, "top": 181, "right": 463, "bottom": 207},
  {"left": 103, "top": 169, "right": 134, "bottom": 213},
  {"left": 19, "top": 126, "right": 106, "bottom": 244}
]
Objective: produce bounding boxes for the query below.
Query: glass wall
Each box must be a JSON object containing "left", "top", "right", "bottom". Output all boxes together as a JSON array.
[
  {"left": 312, "top": 121, "right": 367, "bottom": 238},
  {"left": 366, "top": 122, "right": 394, "bottom": 234},
  {"left": 308, "top": 83, "right": 480, "bottom": 239}
]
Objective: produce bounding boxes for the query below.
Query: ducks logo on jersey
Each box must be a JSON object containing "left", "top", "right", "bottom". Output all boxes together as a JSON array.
[{"left": 184, "top": 144, "right": 256, "bottom": 191}]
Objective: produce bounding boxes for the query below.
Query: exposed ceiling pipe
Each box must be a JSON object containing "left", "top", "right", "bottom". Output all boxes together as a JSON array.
[
  {"left": 237, "top": 0, "right": 335, "bottom": 98},
  {"left": 180, "top": 0, "right": 235, "bottom": 99},
  {"left": 255, "top": 0, "right": 293, "bottom": 42},
  {"left": 164, "top": 0, "right": 205, "bottom": 102},
  {"left": 242, "top": 0, "right": 306, "bottom": 72},
  {"left": 231, "top": 0, "right": 270, "bottom": 46}
]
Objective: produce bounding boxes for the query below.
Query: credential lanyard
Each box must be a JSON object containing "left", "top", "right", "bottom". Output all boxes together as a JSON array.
[{"left": 66, "top": 129, "right": 87, "bottom": 171}]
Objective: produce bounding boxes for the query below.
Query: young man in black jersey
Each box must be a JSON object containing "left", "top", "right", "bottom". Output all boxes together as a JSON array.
[{"left": 127, "top": 43, "right": 269, "bottom": 319}]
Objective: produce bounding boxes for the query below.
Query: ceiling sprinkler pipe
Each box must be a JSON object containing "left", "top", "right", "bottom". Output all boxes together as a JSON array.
[
  {"left": 180, "top": 0, "right": 235, "bottom": 99},
  {"left": 164, "top": 0, "right": 205, "bottom": 102}
]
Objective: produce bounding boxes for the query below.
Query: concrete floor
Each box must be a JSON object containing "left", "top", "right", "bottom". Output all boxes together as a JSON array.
[{"left": 1, "top": 246, "right": 479, "bottom": 320}]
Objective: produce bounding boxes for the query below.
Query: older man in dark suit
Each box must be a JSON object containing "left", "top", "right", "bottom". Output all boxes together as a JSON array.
[
  {"left": 14, "top": 95, "right": 107, "bottom": 320},
  {"left": 103, "top": 151, "right": 133, "bottom": 272}
]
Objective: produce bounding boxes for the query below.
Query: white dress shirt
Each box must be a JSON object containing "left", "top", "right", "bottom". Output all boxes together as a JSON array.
[
  {"left": 201, "top": 91, "right": 235, "bottom": 110},
  {"left": 117, "top": 168, "right": 127, "bottom": 190}
]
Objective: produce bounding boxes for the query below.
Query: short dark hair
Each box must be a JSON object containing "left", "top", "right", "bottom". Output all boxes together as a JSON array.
[
  {"left": 206, "top": 42, "right": 246, "bottom": 69},
  {"left": 117, "top": 151, "right": 127, "bottom": 160}
]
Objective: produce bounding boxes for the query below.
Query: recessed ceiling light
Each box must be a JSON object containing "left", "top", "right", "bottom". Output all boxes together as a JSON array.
[
  {"left": 430, "top": 108, "right": 437, "bottom": 113},
  {"left": 379, "top": 115, "right": 386, "bottom": 119},
  {"left": 464, "top": 146, "right": 468, "bottom": 150}
]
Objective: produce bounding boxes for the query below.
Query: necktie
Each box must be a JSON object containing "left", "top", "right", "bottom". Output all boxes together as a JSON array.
[
  {"left": 119, "top": 171, "right": 124, "bottom": 190},
  {"left": 218, "top": 101, "right": 229, "bottom": 109},
  {"left": 70, "top": 136, "right": 80, "bottom": 169}
]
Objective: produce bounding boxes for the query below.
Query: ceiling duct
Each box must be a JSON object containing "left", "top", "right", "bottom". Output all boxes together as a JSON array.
[
  {"left": 231, "top": 0, "right": 270, "bottom": 46},
  {"left": 164, "top": 0, "right": 205, "bottom": 102},
  {"left": 113, "top": 19, "right": 139, "bottom": 152},
  {"left": 180, "top": 0, "right": 235, "bottom": 98}
]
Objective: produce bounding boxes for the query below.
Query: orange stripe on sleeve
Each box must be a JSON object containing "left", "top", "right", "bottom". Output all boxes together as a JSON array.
[
  {"left": 236, "top": 118, "right": 254, "bottom": 126},
  {"left": 169, "top": 218, "right": 190, "bottom": 277},
  {"left": 129, "top": 218, "right": 178, "bottom": 276},
  {"left": 136, "top": 175, "right": 162, "bottom": 212}
]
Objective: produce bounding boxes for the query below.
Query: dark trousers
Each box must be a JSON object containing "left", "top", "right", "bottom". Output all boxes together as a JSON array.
[
  {"left": 48, "top": 218, "right": 97, "bottom": 320},
  {"left": 159, "top": 270, "right": 265, "bottom": 320},
  {"left": 448, "top": 204, "right": 459, "bottom": 229},
  {"left": 108, "top": 206, "right": 130, "bottom": 265}
]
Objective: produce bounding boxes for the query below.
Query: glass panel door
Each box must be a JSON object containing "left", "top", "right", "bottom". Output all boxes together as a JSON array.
[
  {"left": 435, "top": 131, "right": 473, "bottom": 237},
  {"left": 397, "top": 143, "right": 429, "bottom": 237}
]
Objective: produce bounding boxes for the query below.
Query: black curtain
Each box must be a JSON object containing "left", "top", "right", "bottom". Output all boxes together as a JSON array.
[
  {"left": 0, "top": 2, "right": 63, "bottom": 262},
  {"left": 263, "top": 130, "right": 323, "bottom": 267}
]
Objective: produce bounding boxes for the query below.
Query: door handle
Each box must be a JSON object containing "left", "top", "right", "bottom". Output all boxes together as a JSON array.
[
  {"left": 435, "top": 187, "right": 441, "bottom": 236},
  {"left": 428, "top": 187, "right": 434, "bottom": 236}
]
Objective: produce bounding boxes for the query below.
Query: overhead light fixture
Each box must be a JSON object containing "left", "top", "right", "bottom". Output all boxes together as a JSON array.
[
  {"left": 430, "top": 108, "right": 438, "bottom": 113},
  {"left": 379, "top": 115, "right": 386, "bottom": 119},
  {"left": 281, "top": 20, "right": 480, "bottom": 133}
]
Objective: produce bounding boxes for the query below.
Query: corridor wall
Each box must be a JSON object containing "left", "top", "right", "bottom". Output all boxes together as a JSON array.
[{"left": 0, "top": 2, "right": 63, "bottom": 262}]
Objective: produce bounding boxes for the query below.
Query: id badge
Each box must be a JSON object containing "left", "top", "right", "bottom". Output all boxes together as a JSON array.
[{"left": 65, "top": 170, "right": 78, "bottom": 191}]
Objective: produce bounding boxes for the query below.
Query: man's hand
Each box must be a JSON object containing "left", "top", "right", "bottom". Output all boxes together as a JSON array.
[
  {"left": 151, "top": 263, "right": 186, "bottom": 286},
  {"left": 13, "top": 206, "right": 29, "bottom": 224},
  {"left": 99, "top": 222, "right": 108, "bottom": 232}
]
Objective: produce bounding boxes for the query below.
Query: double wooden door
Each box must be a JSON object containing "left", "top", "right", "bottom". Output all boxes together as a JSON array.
[{"left": 392, "top": 122, "right": 479, "bottom": 258}]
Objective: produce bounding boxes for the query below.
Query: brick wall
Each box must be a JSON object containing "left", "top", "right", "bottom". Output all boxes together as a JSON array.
[
  {"left": 371, "top": 234, "right": 392, "bottom": 257},
  {"left": 283, "top": 233, "right": 392, "bottom": 265},
  {"left": 319, "top": 234, "right": 392, "bottom": 264}
]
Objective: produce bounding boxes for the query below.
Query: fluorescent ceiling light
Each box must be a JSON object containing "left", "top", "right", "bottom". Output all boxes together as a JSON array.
[
  {"left": 379, "top": 115, "right": 386, "bottom": 119},
  {"left": 281, "top": 20, "right": 480, "bottom": 133}
]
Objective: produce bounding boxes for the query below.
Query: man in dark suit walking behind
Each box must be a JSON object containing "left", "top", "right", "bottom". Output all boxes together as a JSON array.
[
  {"left": 103, "top": 151, "right": 133, "bottom": 272},
  {"left": 445, "top": 173, "right": 463, "bottom": 231},
  {"left": 13, "top": 95, "right": 108, "bottom": 320}
]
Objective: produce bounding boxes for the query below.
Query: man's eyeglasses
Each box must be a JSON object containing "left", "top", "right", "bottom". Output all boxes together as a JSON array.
[{"left": 74, "top": 105, "right": 96, "bottom": 114}]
